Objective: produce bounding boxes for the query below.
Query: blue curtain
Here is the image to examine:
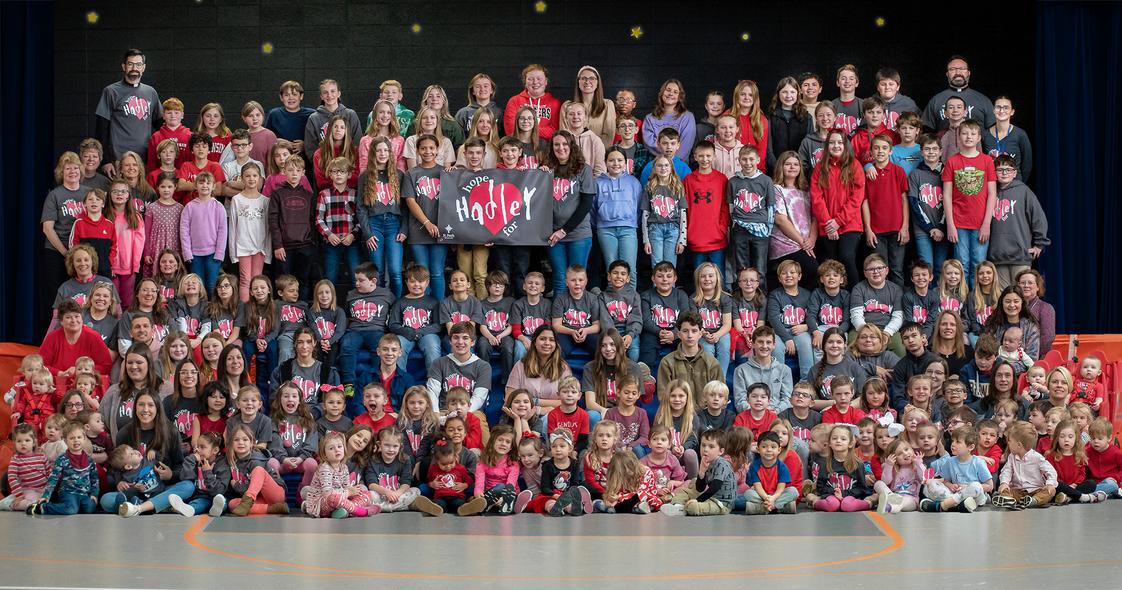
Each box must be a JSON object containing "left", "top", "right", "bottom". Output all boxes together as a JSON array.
[
  {"left": 0, "top": 2, "right": 54, "bottom": 343},
  {"left": 1037, "top": 1, "right": 1122, "bottom": 333}
]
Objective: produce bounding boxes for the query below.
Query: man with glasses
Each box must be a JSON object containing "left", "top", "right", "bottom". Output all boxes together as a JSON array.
[
  {"left": 95, "top": 49, "right": 163, "bottom": 177},
  {"left": 921, "top": 55, "right": 995, "bottom": 132},
  {"left": 987, "top": 154, "right": 1049, "bottom": 287}
]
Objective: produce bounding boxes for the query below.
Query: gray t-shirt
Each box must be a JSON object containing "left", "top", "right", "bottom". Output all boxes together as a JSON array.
[
  {"left": 402, "top": 166, "right": 443, "bottom": 244},
  {"left": 551, "top": 291, "right": 605, "bottom": 331},
  {"left": 94, "top": 81, "right": 162, "bottom": 160},
  {"left": 41, "top": 185, "right": 88, "bottom": 250},
  {"left": 551, "top": 165, "right": 596, "bottom": 241}
]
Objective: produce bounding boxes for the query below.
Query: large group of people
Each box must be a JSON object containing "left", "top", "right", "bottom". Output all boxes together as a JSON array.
[{"left": 11, "top": 48, "right": 1097, "bottom": 520}]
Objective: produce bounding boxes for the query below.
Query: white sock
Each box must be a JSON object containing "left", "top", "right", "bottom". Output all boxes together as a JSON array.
[{"left": 1079, "top": 493, "right": 1092, "bottom": 503}]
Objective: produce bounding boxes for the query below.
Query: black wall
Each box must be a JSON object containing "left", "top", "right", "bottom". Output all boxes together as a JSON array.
[{"left": 54, "top": 0, "right": 1036, "bottom": 156}]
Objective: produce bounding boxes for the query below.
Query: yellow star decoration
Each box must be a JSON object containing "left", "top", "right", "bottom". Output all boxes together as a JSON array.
[
  {"left": 86, "top": 11, "right": 99, "bottom": 24},
  {"left": 411, "top": 23, "right": 422, "bottom": 34},
  {"left": 875, "top": 16, "right": 886, "bottom": 27},
  {"left": 261, "top": 42, "right": 274, "bottom": 55},
  {"left": 534, "top": 1, "right": 547, "bottom": 13},
  {"left": 740, "top": 32, "right": 751, "bottom": 42},
  {"left": 630, "top": 25, "right": 644, "bottom": 40}
]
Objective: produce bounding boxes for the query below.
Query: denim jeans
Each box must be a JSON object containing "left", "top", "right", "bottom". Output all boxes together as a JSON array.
[
  {"left": 366, "top": 213, "right": 404, "bottom": 296},
  {"left": 100, "top": 480, "right": 196, "bottom": 513},
  {"left": 640, "top": 337, "right": 677, "bottom": 373},
  {"left": 323, "top": 243, "right": 362, "bottom": 288},
  {"left": 42, "top": 491, "right": 98, "bottom": 515},
  {"left": 913, "top": 229, "right": 949, "bottom": 281},
  {"left": 648, "top": 223, "right": 680, "bottom": 267},
  {"left": 548, "top": 237, "right": 593, "bottom": 295},
  {"left": 189, "top": 254, "right": 222, "bottom": 294},
  {"left": 556, "top": 332, "right": 600, "bottom": 359},
  {"left": 730, "top": 226, "right": 769, "bottom": 284},
  {"left": 340, "top": 329, "right": 385, "bottom": 385},
  {"left": 626, "top": 335, "right": 640, "bottom": 362},
  {"left": 596, "top": 226, "right": 638, "bottom": 288},
  {"left": 187, "top": 494, "right": 215, "bottom": 515},
  {"left": 953, "top": 228, "right": 989, "bottom": 287},
  {"left": 410, "top": 243, "right": 448, "bottom": 299},
  {"left": 398, "top": 333, "right": 441, "bottom": 372},
  {"left": 244, "top": 338, "right": 279, "bottom": 403},
  {"left": 1096, "top": 478, "right": 1120, "bottom": 496},
  {"left": 701, "top": 333, "right": 732, "bottom": 379},
  {"left": 274, "top": 245, "right": 320, "bottom": 301},
  {"left": 782, "top": 331, "right": 820, "bottom": 380},
  {"left": 276, "top": 332, "right": 295, "bottom": 365}
]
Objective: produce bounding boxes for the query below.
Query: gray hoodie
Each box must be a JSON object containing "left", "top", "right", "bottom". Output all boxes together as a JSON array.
[
  {"left": 988, "top": 179, "right": 1049, "bottom": 265},
  {"left": 732, "top": 356, "right": 793, "bottom": 414},
  {"left": 304, "top": 103, "right": 363, "bottom": 162},
  {"left": 179, "top": 454, "right": 231, "bottom": 498},
  {"left": 798, "top": 133, "right": 826, "bottom": 173}
]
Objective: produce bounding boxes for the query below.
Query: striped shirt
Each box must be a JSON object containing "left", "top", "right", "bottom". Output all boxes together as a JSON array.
[{"left": 7, "top": 451, "right": 49, "bottom": 496}]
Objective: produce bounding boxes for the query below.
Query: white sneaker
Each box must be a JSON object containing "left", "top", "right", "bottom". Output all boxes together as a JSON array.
[
  {"left": 876, "top": 487, "right": 891, "bottom": 513},
  {"left": 659, "top": 503, "right": 685, "bottom": 516},
  {"left": 886, "top": 493, "right": 905, "bottom": 513},
  {"left": 962, "top": 497, "right": 978, "bottom": 513},
  {"left": 168, "top": 494, "right": 195, "bottom": 517},
  {"left": 118, "top": 502, "right": 140, "bottom": 518},
  {"left": 209, "top": 494, "right": 227, "bottom": 517}
]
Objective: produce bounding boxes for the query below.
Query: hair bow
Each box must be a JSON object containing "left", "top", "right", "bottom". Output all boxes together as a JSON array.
[
  {"left": 320, "top": 384, "right": 344, "bottom": 393},
  {"left": 877, "top": 414, "right": 905, "bottom": 437},
  {"left": 435, "top": 439, "right": 448, "bottom": 447},
  {"left": 549, "top": 431, "right": 572, "bottom": 445},
  {"left": 523, "top": 431, "right": 539, "bottom": 439}
]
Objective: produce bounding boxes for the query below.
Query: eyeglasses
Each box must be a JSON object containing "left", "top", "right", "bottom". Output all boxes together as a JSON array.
[
  {"left": 994, "top": 105, "right": 1012, "bottom": 111},
  {"left": 617, "top": 97, "right": 636, "bottom": 104},
  {"left": 792, "top": 391, "right": 813, "bottom": 398},
  {"left": 232, "top": 142, "right": 250, "bottom": 148},
  {"left": 578, "top": 76, "right": 598, "bottom": 83},
  {"left": 110, "top": 189, "right": 130, "bottom": 195},
  {"left": 948, "top": 67, "right": 968, "bottom": 72},
  {"left": 740, "top": 278, "right": 760, "bottom": 285},
  {"left": 865, "top": 266, "right": 888, "bottom": 273},
  {"left": 66, "top": 401, "right": 86, "bottom": 408},
  {"left": 124, "top": 61, "right": 145, "bottom": 69},
  {"left": 995, "top": 167, "right": 1016, "bottom": 174}
]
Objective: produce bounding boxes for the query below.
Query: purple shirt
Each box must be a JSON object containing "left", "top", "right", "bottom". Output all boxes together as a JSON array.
[{"left": 179, "top": 197, "right": 228, "bottom": 261}]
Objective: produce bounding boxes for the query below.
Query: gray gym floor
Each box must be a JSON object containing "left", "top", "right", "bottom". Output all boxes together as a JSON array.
[{"left": 4, "top": 505, "right": 1121, "bottom": 589}]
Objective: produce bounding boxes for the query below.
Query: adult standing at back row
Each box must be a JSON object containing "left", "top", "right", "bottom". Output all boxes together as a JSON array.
[
  {"left": 95, "top": 49, "right": 162, "bottom": 178},
  {"left": 922, "top": 55, "right": 995, "bottom": 132}
]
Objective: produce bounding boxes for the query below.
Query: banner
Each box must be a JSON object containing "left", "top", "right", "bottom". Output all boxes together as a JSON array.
[{"left": 436, "top": 168, "right": 553, "bottom": 246}]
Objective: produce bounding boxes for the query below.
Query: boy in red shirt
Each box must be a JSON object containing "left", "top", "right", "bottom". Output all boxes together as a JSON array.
[
  {"left": 68, "top": 189, "right": 117, "bottom": 278},
  {"left": 1086, "top": 418, "right": 1122, "bottom": 496},
  {"left": 146, "top": 97, "right": 190, "bottom": 170},
  {"left": 733, "top": 383, "right": 778, "bottom": 439},
  {"left": 176, "top": 133, "right": 226, "bottom": 204},
  {"left": 941, "top": 119, "right": 996, "bottom": 286},
  {"left": 861, "top": 134, "right": 910, "bottom": 286},
  {"left": 503, "top": 64, "right": 560, "bottom": 140},
  {"left": 821, "top": 375, "right": 867, "bottom": 425},
  {"left": 546, "top": 376, "right": 590, "bottom": 453},
  {"left": 353, "top": 383, "right": 397, "bottom": 435},
  {"left": 975, "top": 419, "right": 1004, "bottom": 475},
  {"left": 851, "top": 97, "right": 900, "bottom": 167},
  {"left": 683, "top": 141, "right": 730, "bottom": 274}
]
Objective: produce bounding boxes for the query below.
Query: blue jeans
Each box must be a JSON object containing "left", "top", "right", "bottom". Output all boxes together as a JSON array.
[
  {"left": 648, "top": 223, "right": 680, "bottom": 267},
  {"left": 556, "top": 332, "right": 600, "bottom": 359},
  {"left": 42, "top": 491, "right": 97, "bottom": 515},
  {"left": 100, "top": 480, "right": 196, "bottom": 513},
  {"left": 323, "top": 243, "right": 362, "bottom": 288},
  {"left": 701, "top": 333, "right": 732, "bottom": 379},
  {"left": 398, "top": 333, "right": 441, "bottom": 372},
  {"left": 626, "top": 335, "right": 640, "bottom": 362},
  {"left": 190, "top": 254, "right": 222, "bottom": 294},
  {"left": 340, "top": 329, "right": 384, "bottom": 385},
  {"left": 547, "top": 237, "right": 593, "bottom": 295},
  {"left": 367, "top": 213, "right": 404, "bottom": 296},
  {"left": 913, "top": 230, "right": 949, "bottom": 281},
  {"left": 187, "top": 494, "right": 215, "bottom": 514},
  {"left": 692, "top": 249, "right": 726, "bottom": 282},
  {"left": 631, "top": 445, "right": 650, "bottom": 459},
  {"left": 782, "top": 332, "right": 819, "bottom": 380},
  {"left": 244, "top": 337, "right": 279, "bottom": 403},
  {"left": 640, "top": 337, "right": 676, "bottom": 373},
  {"left": 410, "top": 243, "right": 449, "bottom": 298},
  {"left": 596, "top": 226, "right": 638, "bottom": 288},
  {"left": 953, "top": 228, "right": 989, "bottom": 287},
  {"left": 1096, "top": 478, "right": 1120, "bottom": 496},
  {"left": 276, "top": 332, "right": 294, "bottom": 366}
]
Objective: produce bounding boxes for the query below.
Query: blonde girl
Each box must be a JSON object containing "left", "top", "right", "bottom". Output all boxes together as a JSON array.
[
  {"left": 583, "top": 419, "right": 620, "bottom": 500},
  {"left": 459, "top": 424, "right": 520, "bottom": 516},
  {"left": 693, "top": 261, "right": 732, "bottom": 375},
  {"left": 403, "top": 107, "right": 455, "bottom": 167},
  {"left": 813, "top": 425, "right": 873, "bottom": 512},
  {"left": 308, "top": 279, "right": 346, "bottom": 366},
  {"left": 938, "top": 259, "right": 969, "bottom": 314},
  {"left": 600, "top": 450, "right": 661, "bottom": 513},
  {"left": 226, "top": 423, "right": 288, "bottom": 516},
  {"left": 195, "top": 102, "right": 232, "bottom": 160},
  {"left": 171, "top": 273, "right": 209, "bottom": 348},
  {"left": 301, "top": 431, "right": 372, "bottom": 518},
  {"left": 204, "top": 274, "right": 242, "bottom": 345},
  {"left": 653, "top": 379, "right": 700, "bottom": 478},
  {"left": 359, "top": 99, "right": 404, "bottom": 171},
  {"left": 456, "top": 108, "right": 499, "bottom": 168},
  {"left": 418, "top": 84, "right": 466, "bottom": 149},
  {"left": 916, "top": 423, "right": 947, "bottom": 464},
  {"left": 641, "top": 155, "right": 687, "bottom": 267},
  {"left": 966, "top": 260, "right": 1000, "bottom": 339},
  {"left": 902, "top": 407, "right": 930, "bottom": 448},
  {"left": 396, "top": 386, "right": 440, "bottom": 476},
  {"left": 874, "top": 439, "right": 926, "bottom": 513},
  {"left": 1048, "top": 419, "right": 1104, "bottom": 504}
]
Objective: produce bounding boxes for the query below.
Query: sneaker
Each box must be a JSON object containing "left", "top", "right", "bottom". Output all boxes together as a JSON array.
[
  {"left": 961, "top": 497, "right": 978, "bottom": 513},
  {"left": 780, "top": 501, "right": 798, "bottom": 514},
  {"left": 886, "top": 493, "right": 905, "bottom": 514},
  {"left": 1053, "top": 492, "right": 1070, "bottom": 506},
  {"left": 266, "top": 502, "right": 290, "bottom": 515},
  {"left": 458, "top": 496, "right": 487, "bottom": 516},
  {"left": 1091, "top": 491, "right": 1109, "bottom": 503},
  {"left": 919, "top": 499, "right": 939, "bottom": 513},
  {"left": 659, "top": 503, "right": 685, "bottom": 516},
  {"left": 352, "top": 506, "right": 369, "bottom": 517},
  {"left": 513, "top": 490, "right": 533, "bottom": 514},
  {"left": 1011, "top": 496, "right": 1033, "bottom": 511},
  {"left": 25, "top": 502, "right": 42, "bottom": 516},
  {"left": 331, "top": 508, "right": 349, "bottom": 519},
  {"left": 549, "top": 498, "right": 567, "bottom": 517},
  {"left": 991, "top": 495, "right": 1016, "bottom": 509},
  {"left": 685, "top": 499, "right": 701, "bottom": 516},
  {"left": 577, "top": 487, "right": 593, "bottom": 516},
  {"left": 118, "top": 502, "right": 140, "bottom": 518},
  {"left": 411, "top": 496, "right": 444, "bottom": 517},
  {"left": 744, "top": 502, "right": 764, "bottom": 515},
  {"left": 632, "top": 501, "right": 651, "bottom": 514},
  {"left": 168, "top": 494, "right": 195, "bottom": 517},
  {"left": 209, "top": 494, "right": 227, "bottom": 517},
  {"left": 876, "top": 487, "right": 891, "bottom": 514},
  {"left": 367, "top": 505, "right": 382, "bottom": 515},
  {"left": 592, "top": 499, "right": 607, "bottom": 513}
]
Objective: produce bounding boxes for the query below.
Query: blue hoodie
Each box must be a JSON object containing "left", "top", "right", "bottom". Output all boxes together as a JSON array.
[{"left": 594, "top": 173, "right": 643, "bottom": 229}]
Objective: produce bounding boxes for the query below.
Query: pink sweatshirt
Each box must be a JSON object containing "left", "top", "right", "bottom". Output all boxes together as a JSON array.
[
  {"left": 474, "top": 456, "right": 520, "bottom": 497},
  {"left": 179, "top": 197, "right": 228, "bottom": 261}
]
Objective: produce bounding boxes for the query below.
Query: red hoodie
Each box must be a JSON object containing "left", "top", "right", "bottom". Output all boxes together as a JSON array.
[
  {"left": 503, "top": 91, "right": 561, "bottom": 141},
  {"left": 683, "top": 169, "right": 729, "bottom": 252},
  {"left": 146, "top": 124, "right": 192, "bottom": 171},
  {"left": 851, "top": 124, "right": 900, "bottom": 166},
  {"left": 810, "top": 157, "right": 866, "bottom": 235},
  {"left": 735, "top": 113, "right": 769, "bottom": 172},
  {"left": 1086, "top": 443, "right": 1122, "bottom": 482}
]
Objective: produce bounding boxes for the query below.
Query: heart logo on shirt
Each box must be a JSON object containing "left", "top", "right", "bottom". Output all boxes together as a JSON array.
[{"left": 468, "top": 181, "right": 524, "bottom": 236}]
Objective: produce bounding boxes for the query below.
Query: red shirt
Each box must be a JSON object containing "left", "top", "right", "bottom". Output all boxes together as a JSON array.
[
  {"left": 975, "top": 443, "right": 1003, "bottom": 475},
  {"left": 732, "top": 409, "right": 778, "bottom": 439},
  {"left": 941, "top": 151, "right": 995, "bottom": 230},
  {"left": 783, "top": 450, "right": 804, "bottom": 499},
  {"left": 41, "top": 326, "right": 112, "bottom": 375},
  {"left": 354, "top": 411, "right": 397, "bottom": 436},
  {"left": 147, "top": 124, "right": 192, "bottom": 170},
  {"left": 821, "top": 405, "right": 867, "bottom": 425},
  {"left": 810, "top": 157, "right": 866, "bottom": 234},
  {"left": 463, "top": 411, "right": 483, "bottom": 451},
  {"left": 427, "top": 462, "right": 472, "bottom": 499},
  {"left": 1087, "top": 443, "right": 1122, "bottom": 482},
  {"left": 547, "top": 406, "right": 590, "bottom": 438},
  {"left": 176, "top": 160, "right": 226, "bottom": 204},
  {"left": 683, "top": 170, "right": 730, "bottom": 252},
  {"left": 1073, "top": 380, "right": 1104, "bottom": 408},
  {"left": 734, "top": 113, "right": 769, "bottom": 171},
  {"left": 1036, "top": 435, "right": 1052, "bottom": 455},
  {"left": 1047, "top": 452, "right": 1087, "bottom": 485},
  {"left": 863, "top": 162, "right": 908, "bottom": 234},
  {"left": 851, "top": 125, "right": 900, "bottom": 165}
]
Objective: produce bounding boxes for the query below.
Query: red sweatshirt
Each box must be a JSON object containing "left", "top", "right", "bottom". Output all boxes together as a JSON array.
[
  {"left": 1086, "top": 443, "right": 1122, "bottom": 482},
  {"left": 40, "top": 326, "right": 113, "bottom": 375},
  {"left": 810, "top": 157, "right": 866, "bottom": 235},
  {"left": 147, "top": 124, "right": 192, "bottom": 170},
  {"left": 503, "top": 90, "right": 561, "bottom": 140},
  {"left": 684, "top": 169, "right": 730, "bottom": 252},
  {"left": 1047, "top": 453, "right": 1087, "bottom": 485},
  {"left": 850, "top": 125, "right": 899, "bottom": 166},
  {"left": 463, "top": 411, "right": 483, "bottom": 451},
  {"left": 863, "top": 162, "right": 908, "bottom": 234},
  {"left": 69, "top": 214, "right": 117, "bottom": 278},
  {"left": 735, "top": 113, "right": 769, "bottom": 172}
]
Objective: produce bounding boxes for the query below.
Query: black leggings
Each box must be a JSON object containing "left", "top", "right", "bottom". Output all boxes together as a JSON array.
[
  {"left": 1057, "top": 479, "right": 1097, "bottom": 501},
  {"left": 815, "top": 231, "right": 861, "bottom": 287}
]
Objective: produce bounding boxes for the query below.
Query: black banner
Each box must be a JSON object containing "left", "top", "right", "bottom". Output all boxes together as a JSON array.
[{"left": 436, "top": 168, "right": 553, "bottom": 246}]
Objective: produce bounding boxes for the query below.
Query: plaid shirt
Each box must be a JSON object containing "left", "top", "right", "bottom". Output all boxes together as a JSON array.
[{"left": 316, "top": 187, "right": 357, "bottom": 238}]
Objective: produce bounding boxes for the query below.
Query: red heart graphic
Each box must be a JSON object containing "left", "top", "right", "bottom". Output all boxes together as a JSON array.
[
  {"left": 468, "top": 181, "right": 523, "bottom": 236},
  {"left": 553, "top": 178, "right": 572, "bottom": 201}
]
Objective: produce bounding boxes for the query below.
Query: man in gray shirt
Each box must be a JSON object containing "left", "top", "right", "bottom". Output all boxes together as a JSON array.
[
  {"left": 95, "top": 49, "right": 162, "bottom": 177},
  {"left": 922, "top": 55, "right": 995, "bottom": 132}
]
